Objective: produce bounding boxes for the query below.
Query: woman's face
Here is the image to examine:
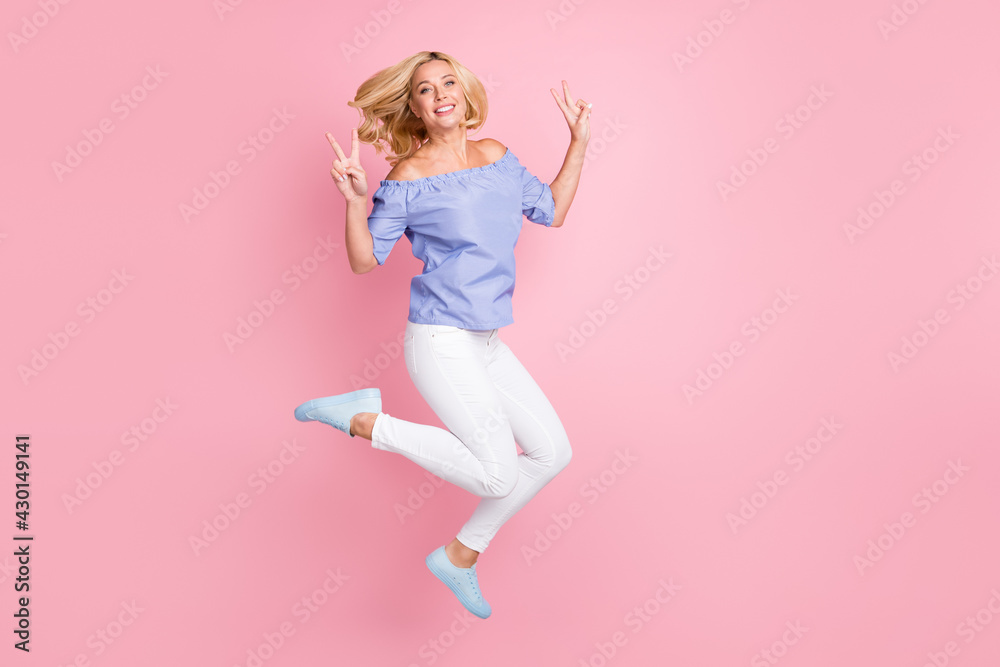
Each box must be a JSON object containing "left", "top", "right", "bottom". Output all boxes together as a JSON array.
[{"left": 409, "top": 60, "right": 466, "bottom": 128}]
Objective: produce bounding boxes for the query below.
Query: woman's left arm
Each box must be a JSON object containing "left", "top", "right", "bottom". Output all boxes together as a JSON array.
[{"left": 549, "top": 80, "right": 592, "bottom": 228}]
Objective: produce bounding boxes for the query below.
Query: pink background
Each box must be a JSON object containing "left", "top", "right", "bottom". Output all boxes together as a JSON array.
[{"left": 3, "top": 0, "right": 999, "bottom": 665}]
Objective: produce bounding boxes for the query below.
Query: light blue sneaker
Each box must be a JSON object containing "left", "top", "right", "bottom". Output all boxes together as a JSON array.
[
  {"left": 425, "top": 545, "right": 492, "bottom": 619},
  {"left": 293, "top": 388, "right": 381, "bottom": 438}
]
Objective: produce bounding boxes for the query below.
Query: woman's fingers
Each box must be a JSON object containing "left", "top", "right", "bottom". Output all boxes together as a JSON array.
[
  {"left": 550, "top": 87, "right": 565, "bottom": 111},
  {"left": 576, "top": 102, "right": 592, "bottom": 137},
  {"left": 326, "top": 130, "right": 368, "bottom": 195},
  {"left": 552, "top": 80, "right": 577, "bottom": 111},
  {"left": 551, "top": 82, "right": 591, "bottom": 121},
  {"left": 551, "top": 88, "right": 575, "bottom": 126},
  {"left": 561, "top": 80, "right": 576, "bottom": 108},
  {"left": 331, "top": 162, "right": 362, "bottom": 184},
  {"left": 326, "top": 131, "right": 349, "bottom": 164},
  {"left": 551, "top": 84, "right": 592, "bottom": 128}
]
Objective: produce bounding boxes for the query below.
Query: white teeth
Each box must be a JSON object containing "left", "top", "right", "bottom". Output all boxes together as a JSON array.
[{"left": 436, "top": 105, "right": 454, "bottom": 113}]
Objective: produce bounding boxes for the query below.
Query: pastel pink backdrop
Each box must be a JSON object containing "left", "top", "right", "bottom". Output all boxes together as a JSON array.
[{"left": 3, "top": 0, "right": 999, "bottom": 665}]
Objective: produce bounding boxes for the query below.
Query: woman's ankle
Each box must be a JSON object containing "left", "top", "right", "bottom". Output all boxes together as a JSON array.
[
  {"left": 445, "top": 538, "right": 479, "bottom": 568},
  {"left": 350, "top": 412, "right": 377, "bottom": 440}
]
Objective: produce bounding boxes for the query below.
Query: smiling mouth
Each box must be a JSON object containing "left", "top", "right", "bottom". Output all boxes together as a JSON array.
[{"left": 435, "top": 105, "right": 455, "bottom": 115}]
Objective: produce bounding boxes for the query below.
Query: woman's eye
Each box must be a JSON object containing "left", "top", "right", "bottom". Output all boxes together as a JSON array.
[{"left": 420, "top": 81, "right": 453, "bottom": 94}]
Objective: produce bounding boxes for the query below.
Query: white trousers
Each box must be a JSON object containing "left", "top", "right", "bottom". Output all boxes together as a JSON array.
[{"left": 370, "top": 321, "right": 572, "bottom": 552}]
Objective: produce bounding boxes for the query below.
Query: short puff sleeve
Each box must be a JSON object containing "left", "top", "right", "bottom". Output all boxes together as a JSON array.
[
  {"left": 519, "top": 163, "right": 555, "bottom": 227},
  {"left": 367, "top": 185, "right": 408, "bottom": 265}
]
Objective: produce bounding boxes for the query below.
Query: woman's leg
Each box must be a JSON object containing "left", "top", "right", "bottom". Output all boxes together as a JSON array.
[
  {"left": 366, "top": 322, "right": 521, "bottom": 499},
  {"left": 351, "top": 323, "right": 571, "bottom": 554},
  {"left": 454, "top": 330, "right": 573, "bottom": 553}
]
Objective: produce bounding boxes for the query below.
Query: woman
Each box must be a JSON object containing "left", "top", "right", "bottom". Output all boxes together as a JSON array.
[{"left": 294, "top": 50, "right": 590, "bottom": 619}]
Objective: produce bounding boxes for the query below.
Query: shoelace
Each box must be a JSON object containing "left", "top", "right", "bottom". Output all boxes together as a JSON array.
[
  {"left": 318, "top": 415, "right": 345, "bottom": 430},
  {"left": 462, "top": 570, "right": 482, "bottom": 602}
]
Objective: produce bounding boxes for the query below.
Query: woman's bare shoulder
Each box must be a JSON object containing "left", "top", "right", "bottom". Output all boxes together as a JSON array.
[
  {"left": 384, "top": 140, "right": 508, "bottom": 181},
  {"left": 384, "top": 158, "right": 422, "bottom": 182},
  {"left": 474, "top": 138, "right": 508, "bottom": 161}
]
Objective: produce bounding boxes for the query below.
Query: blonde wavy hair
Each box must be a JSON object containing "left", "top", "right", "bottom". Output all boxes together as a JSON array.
[{"left": 348, "top": 51, "right": 488, "bottom": 166}]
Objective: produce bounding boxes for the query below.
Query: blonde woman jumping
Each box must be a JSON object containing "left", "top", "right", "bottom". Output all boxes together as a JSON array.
[{"left": 294, "top": 50, "right": 590, "bottom": 619}]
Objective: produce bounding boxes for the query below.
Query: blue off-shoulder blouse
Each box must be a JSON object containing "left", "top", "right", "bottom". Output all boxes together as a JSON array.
[{"left": 367, "top": 148, "right": 555, "bottom": 329}]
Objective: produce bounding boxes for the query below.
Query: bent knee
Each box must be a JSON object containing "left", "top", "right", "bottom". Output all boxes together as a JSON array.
[
  {"left": 551, "top": 439, "right": 572, "bottom": 474},
  {"left": 482, "top": 474, "right": 518, "bottom": 499},
  {"left": 536, "top": 436, "right": 572, "bottom": 477}
]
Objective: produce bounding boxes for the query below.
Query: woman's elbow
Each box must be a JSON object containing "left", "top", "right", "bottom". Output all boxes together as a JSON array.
[{"left": 351, "top": 255, "right": 379, "bottom": 274}]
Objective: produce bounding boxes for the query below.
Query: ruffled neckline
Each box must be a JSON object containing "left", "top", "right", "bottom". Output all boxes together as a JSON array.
[{"left": 378, "top": 149, "right": 512, "bottom": 188}]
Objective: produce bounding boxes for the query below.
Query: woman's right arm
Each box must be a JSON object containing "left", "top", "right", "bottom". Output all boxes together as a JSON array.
[
  {"left": 345, "top": 197, "right": 377, "bottom": 274},
  {"left": 328, "top": 129, "right": 378, "bottom": 274}
]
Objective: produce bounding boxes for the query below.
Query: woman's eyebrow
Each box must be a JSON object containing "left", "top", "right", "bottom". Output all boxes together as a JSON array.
[{"left": 415, "top": 74, "right": 456, "bottom": 87}]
